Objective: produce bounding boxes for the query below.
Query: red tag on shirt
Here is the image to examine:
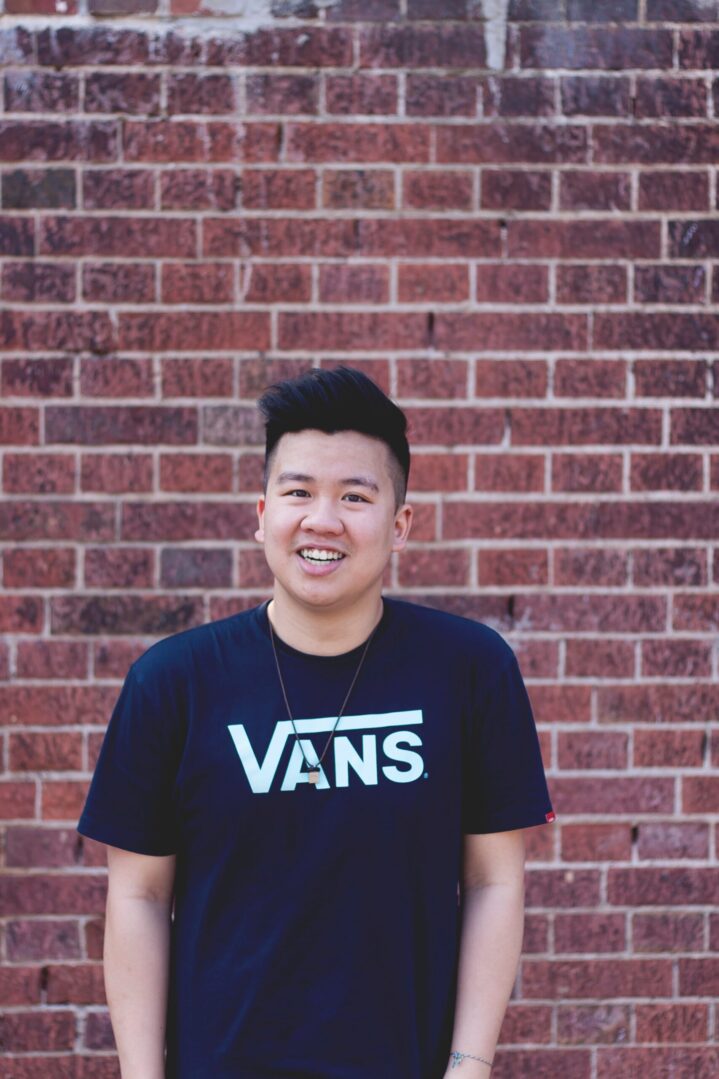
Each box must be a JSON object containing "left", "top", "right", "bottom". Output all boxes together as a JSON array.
[{"left": 545, "top": 811, "right": 556, "bottom": 823}]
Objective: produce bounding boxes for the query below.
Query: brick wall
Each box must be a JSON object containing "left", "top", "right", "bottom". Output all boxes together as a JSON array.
[{"left": 1, "top": 0, "right": 718, "bottom": 1075}]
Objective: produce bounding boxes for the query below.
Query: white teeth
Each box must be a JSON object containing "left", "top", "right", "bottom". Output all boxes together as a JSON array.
[{"left": 300, "top": 548, "right": 345, "bottom": 562}]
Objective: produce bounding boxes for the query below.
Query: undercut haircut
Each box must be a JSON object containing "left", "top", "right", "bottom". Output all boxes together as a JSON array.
[{"left": 258, "top": 366, "right": 411, "bottom": 507}]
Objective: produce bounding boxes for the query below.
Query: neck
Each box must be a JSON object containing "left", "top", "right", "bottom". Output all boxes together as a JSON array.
[{"left": 267, "top": 590, "right": 384, "bottom": 656}]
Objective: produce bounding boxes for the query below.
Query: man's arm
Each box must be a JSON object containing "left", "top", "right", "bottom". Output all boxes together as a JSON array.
[
  {"left": 442, "top": 829, "right": 526, "bottom": 1077},
  {"left": 103, "top": 845, "right": 177, "bottom": 1079}
]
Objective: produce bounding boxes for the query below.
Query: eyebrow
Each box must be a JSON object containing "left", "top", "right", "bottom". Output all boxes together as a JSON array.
[{"left": 275, "top": 471, "right": 380, "bottom": 493}]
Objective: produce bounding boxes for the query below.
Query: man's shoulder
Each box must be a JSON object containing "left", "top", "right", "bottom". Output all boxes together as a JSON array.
[
  {"left": 384, "top": 596, "right": 515, "bottom": 669},
  {"left": 129, "top": 604, "right": 259, "bottom": 689}
]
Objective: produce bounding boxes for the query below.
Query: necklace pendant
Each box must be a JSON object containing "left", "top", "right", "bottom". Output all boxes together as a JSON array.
[{"left": 307, "top": 768, "right": 320, "bottom": 785}]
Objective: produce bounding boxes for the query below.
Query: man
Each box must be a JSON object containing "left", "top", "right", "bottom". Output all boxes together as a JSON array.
[{"left": 78, "top": 366, "right": 554, "bottom": 1078}]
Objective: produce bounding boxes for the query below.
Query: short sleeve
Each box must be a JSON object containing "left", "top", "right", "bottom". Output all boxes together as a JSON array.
[
  {"left": 77, "top": 662, "right": 183, "bottom": 856},
  {"left": 462, "top": 651, "right": 554, "bottom": 834}
]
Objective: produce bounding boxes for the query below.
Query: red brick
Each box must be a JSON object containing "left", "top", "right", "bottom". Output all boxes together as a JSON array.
[
  {"left": 635, "top": 264, "right": 706, "bottom": 304},
  {"left": 160, "top": 454, "right": 233, "bottom": 494},
  {"left": 0, "top": 120, "right": 118, "bottom": 163},
  {"left": 397, "top": 359, "right": 468, "bottom": 399},
  {"left": 287, "top": 123, "right": 430, "bottom": 164},
  {"left": 671, "top": 407, "right": 719, "bottom": 444},
  {"left": 16, "top": 640, "right": 89, "bottom": 680},
  {"left": 325, "top": 74, "right": 397, "bottom": 115},
  {"left": 499, "top": 1005, "right": 552, "bottom": 1045},
  {"left": 556, "top": 265, "right": 627, "bottom": 304},
  {"left": 477, "top": 548, "right": 548, "bottom": 587},
  {"left": 1, "top": 1009, "right": 76, "bottom": 1052},
  {"left": 118, "top": 312, "right": 269, "bottom": 352},
  {"left": 595, "top": 124, "right": 719, "bottom": 165},
  {"left": 554, "top": 360, "right": 626, "bottom": 398},
  {"left": 474, "top": 453, "right": 545, "bottom": 493},
  {"left": 244, "top": 264, "right": 312, "bottom": 304},
  {"left": 635, "top": 1004, "right": 708, "bottom": 1044},
  {"left": 566, "top": 638, "right": 633, "bottom": 679},
  {"left": 3, "top": 548, "right": 76, "bottom": 588},
  {"left": 525, "top": 869, "right": 601, "bottom": 909},
  {"left": 123, "top": 119, "right": 277, "bottom": 164},
  {"left": 597, "top": 1049, "right": 719, "bottom": 1078},
  {"left": 483, "top": 76, "right": 556, "bottom": 118},
  {"left": 120, "top": 502, "right": 257, "bottom": 541},
  {"left": 634, "top": 729, "right": 705, "bottom": 769},
  {"left": 158, "top": 168, "right": 237, "bottom": 211},
  {"left": 206, "top": 27, "right": 352, "bottom": 68},
  {"left": 561, "top": 824, "right": 632, "bottom": 863},
  {"left": 439, "top": 124, "right": 587, "bottom": 165},
  {"left": 9, "top": 732, "right": 83, "bottom": 772},
  {"left": 513, "top": 408, "right": 661, "bottom": 446},
  {"left": 242, "top": 168, "right": 316, "bottom": 210},
  {"left": 521, "top": 26, "right": 672, "bottom": 69},
  {"left": 83, "top": 167, "right": 154, "bottom": 210},
  {"left": 635, "top": 358, "right": 708, "bottom": 397},
  {"left": 398, "top": 547, "right": 470, "bottom": 587},
  {"left": 600, "top": 681, "right": 719, "bottom": 725},
  {"left": 318, "top": 264, "right": 389, "bottom": 305},
  {"left": 81, "top": 262, "right": 155, "bottom": 304},
  {"left": 596, "top": 312, "right": 719, "bottom": 351},
  {"left": 558, "top": 1004, "right": 630, "bottom": 1046},
  {"left": 402, "top": 169, "right": 473, "bottom": 210},
  {"left": 555, "top": 913, "right": 626, "bottom": 955},
  {"left": 635, "top": 76, "right": 708, "bottom": 119},
  {"left": 608, "top": 868, "right": 719, "bottom": 906},
  {"left": 475, "top": 360, "right": 547, "bottom": 398},
  {"left": 508, "top": 220, "right": 659, "bottom": 260},
  {"left": 0, "top": 781, "right": 36, "bottom": 819},
  {"left": 1, "top": 260, "right": 73, "bottom": 304},
  {"left": 0, "top": 595, "right": 43, "bottom": 632},
  {"left": 277, "top": 312, "right": 427, "bottom": 353},
  {"left": 642, "top": 637, "right": 711, "bottom": 678},
  {"left": 45, "top": 962, "right": 106, "bottom": 1005},
  {"left": 3, "top": 453, "right": 75, "bottom": 495},
  {"left": 85, "top": 72, "right": 161, "bottom": 115},
  {"left": 167, "top": 73, "right": 235, "bottom": 115},
  {"left": 84, "top": 547, "right": 154, "bottom": 589},
  {"left": 39, "top": 215, "right": 195, "bottom": 258},
  {"left": 683, "top": 776, "right": 719, "bottom": 814},
  {"left": 638, "top": 170, "right": 709, "bottom": 211},
  {"left": 322, "top": 169, "right": 394, "bottom": 210},
  {"left": 406, "top": 407, "right": 503, "bottom": 446},
  {"left": 673, "top": 594, "right": 719, "bottom": 631},
  {"left": 630, "top": 452, "right": 703, "bottom": 492},
  {"left": 4, "top": 71, "right": 79, "bottom": 112},
  {"left": 481, "top": 169, "right": 552, "bottom": 210},
  {"left": 409, "top": 453, "right": 468, "bottom": 492},
  {"left": 554, "top": 776, "right": 674, "bottom": 815},
  {"left": 359, "top": 23, "right": 487, "bottom": 69},
  {"left": 406, "top": 74, "right": 477, "bottom": 117},
  {"left": 397, "top": 264, "right": 469, "bottom": 303},
  {"left": 633, "top": 547, "right": 706, "bottom": 588},
  {"left": 560, "top": 76, "right": 630, "bottom": 116},
  {"left": 559, "top": 171, "right": 630, "bottom": 211},
  {"left": 557, "top": 731, "right": 628, "bottom": 771},
  {"left": 679, "top": 958, "right": 719, "bottom": 996},
  {"left": 523, "top": 959, "right": 672, "bottom": 1000},
  {"left": 80, "top": 358, "right": 154, "bottom": 400},
  {"left": 161, "top": 263, "right": 234, "bottom": 305},
  {"left": 42, "top": 781, "right": 91, "bottom": 822},
  {"left": 633, "top": 912, "right": 704, "bottom": 954},
  {"left": 238, "top": 549, "right": 273, "bottom": 589},
  {"left": 637, "top": 822, "right": 710, "bottom": 861},
  {"left": 5, "top": 826, "right": 84, "bottom": 869},
  {"left": 436, "top": 314, "right": 586, "bottom": 352},
  {"left": 81, "top": 453, "right": 153, "bottom": 494},
  {"left": 475, "top": 264, "right": 548, "bottom": 304}
]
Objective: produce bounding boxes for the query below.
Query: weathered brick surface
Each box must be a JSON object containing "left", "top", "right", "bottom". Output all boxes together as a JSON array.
[{"left": 0, "top": 4, "right": 717, "bottom": 1074}]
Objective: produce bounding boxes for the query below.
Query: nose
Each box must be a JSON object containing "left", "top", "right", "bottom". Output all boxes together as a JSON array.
[{"left": 301, "top": 497, "right": 344, "bottom": 535}]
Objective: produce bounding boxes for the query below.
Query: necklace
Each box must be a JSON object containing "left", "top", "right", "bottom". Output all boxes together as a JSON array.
[{"left": 267, "top": 605, "right": 378, "bottom": 786}]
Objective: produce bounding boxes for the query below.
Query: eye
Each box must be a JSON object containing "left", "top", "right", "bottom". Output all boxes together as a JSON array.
[
  {"left": 285, "top": 489, "right": 310, "bottom": 497},
  {"left": 343, "top": 493, "right": 369, "bottom": 503}
]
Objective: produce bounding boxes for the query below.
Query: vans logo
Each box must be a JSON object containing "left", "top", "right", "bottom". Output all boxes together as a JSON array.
[{"left": 228, "top": 710, "right": 424, "bottom": 793}]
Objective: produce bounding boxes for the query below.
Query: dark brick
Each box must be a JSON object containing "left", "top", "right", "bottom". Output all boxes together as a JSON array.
[
  {"left": 167, "top": 73, "right": 236, "bottom": 115},
  {"left": 482, "top": 169, "right": 552, "bottom": 211},
  {"left": 359, "top": 24, "right": 487, "bottom": 69},
  {"left": 83, "top": 168, "right": 154, "bottom": 210},
  {"left": 560, "top": 76, "right": 630, "bottom": 116},
  {"left": 521, "top": 27, "right": 673, "bottom": 70},
  {"left": 2, "top": 263, "right": 76, "bottom": 304},
  {"left": 483, "top": 76, "right": 556, "bottom": 118},
  {"left": 638, "top": 171, "right": 708, "bottom": 212},
  {"left": 635, "top": 77, "right": 707, "bottom": 119},
  {"left": 669, "top": 219, "right": 719, "bottom": 258},
  {"left": 567, "top": 0, "right": 638, "bottom": 19},
  {"left": 406, "top": 75, "right": 477, "bottom": 117},
  {"left": 635, "top": 266, "right": 706, "bottom": 304},
  {"left": 559, "top": 171, "right": 630, "bottom": 211},
  {"left": 2, "top": 168, "right": 76, "bottom": 210},
  {"left": 679, "top": 30, "right": 719, "bottom": 69},
  {"left": 85, "top": 72, "right": 161, "bottom": 115},
  {"left": 4, "top": 72, "right": 79, "bottom": 113}
]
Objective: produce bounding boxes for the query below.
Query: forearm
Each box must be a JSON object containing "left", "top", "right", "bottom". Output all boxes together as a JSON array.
[
  {"left": 443, "top": 879, "right": 525, "bottom": 1077},
  {"left": 104, "top": 890, "right": 172, "bottom": 1079}
]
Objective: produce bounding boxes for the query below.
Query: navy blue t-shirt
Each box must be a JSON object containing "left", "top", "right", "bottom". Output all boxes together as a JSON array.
[{"left": 78, "top": 597, "right": 553, "bottom": 1079}]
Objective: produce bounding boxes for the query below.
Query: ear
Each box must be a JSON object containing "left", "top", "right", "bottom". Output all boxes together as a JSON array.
[
  {"left": 391, "top": 503, "right": 413, "bottom": 553},
  {"left": 255, "top": 495, "right": 265, "bottom": 543}
]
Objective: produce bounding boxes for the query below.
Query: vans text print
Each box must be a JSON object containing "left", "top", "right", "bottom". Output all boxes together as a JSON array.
[{"left": 228, "top": 710, "right": 424, "bottom": 793}]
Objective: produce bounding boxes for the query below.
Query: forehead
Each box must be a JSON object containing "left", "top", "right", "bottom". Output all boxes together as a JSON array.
[{"left": 269, "top": 429, "right": 393, "bottom": 484}]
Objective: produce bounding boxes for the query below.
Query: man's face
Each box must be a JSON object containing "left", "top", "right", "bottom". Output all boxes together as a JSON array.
[{"left": 255, "top": 429, "right": 412, "bottom": 615}]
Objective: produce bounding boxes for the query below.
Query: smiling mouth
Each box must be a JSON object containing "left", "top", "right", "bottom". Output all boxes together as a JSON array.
[{"left": 298, "top": 548, "right": 346, "bottom": 564}]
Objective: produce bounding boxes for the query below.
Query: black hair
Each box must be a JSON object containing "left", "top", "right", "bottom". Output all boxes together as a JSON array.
[{"left": 257, "top": 366, "right": 410, "bottom": 506}]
